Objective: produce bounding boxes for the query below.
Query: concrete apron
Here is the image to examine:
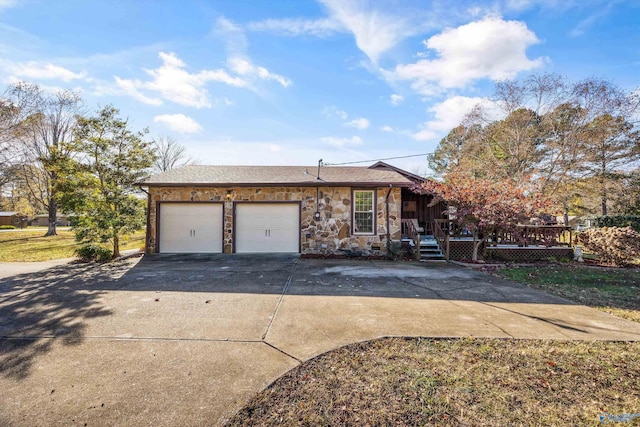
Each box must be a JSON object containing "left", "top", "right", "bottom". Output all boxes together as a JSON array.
[{"left": 0, "top": 255, "right": 639, "bottom": 426}]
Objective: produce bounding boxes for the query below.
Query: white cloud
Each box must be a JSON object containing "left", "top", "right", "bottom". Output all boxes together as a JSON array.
[
  {"left": 113, "top": 76, "right": 163, "bottom": 106},
  {"left": 322, "top": 105, "right": 348, "bottom": 120},
  {"left": 411, "top": 95, "right": 506, "bottom": 142},
  {"left": 427, "top": 96, "right": 485, "bottom": 132},
  {"left": 247, "top": 17, "right": 344, "bottom": 37},
  {"left": 411, "top": 129, "right": 438, "bottom": 141},
  {"left": 390, "top": 94, "right": 404, "bottom": 106},
  {"left": 318, "top": 0, "right": 425, "bottom": 63},
  {"left": 6, "top": 61, "right": 86, "bottom": 82},
  {"left": 380, "top": 125, "right": 394, "bottom": 132},
  {"left": 504, "top": 0, "right": 536, "bottom": 11},
  {"left": 389, "top": 16, "right": 545, "bottom": 94},
  {"left": 344, "top": 117, "right": 370, "bottom": 130},
  {"left": 0, "top": 0, "right": 17, "bottom": 10},
  {"left": 115, "top": 51, "right": 246, "bottom": 109},
  {"left": 153, "top": 113, "right": 202, "bottom": 134},
  {"left": 411, "top": 96, "right": 484, "bottom": 141},
  {"left": 321, "top": 135, "right": 363, "bottom": 147},
  {"left": 227, "top": 57, "right": 291, "bottom": 87},
  {"left": 216, "top": 17, "right": 293, "bottom": 88}
]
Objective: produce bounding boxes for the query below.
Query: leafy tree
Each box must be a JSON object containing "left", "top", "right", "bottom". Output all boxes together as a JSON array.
[
  {"left": 429, "top": 123, "right": 485, "bottom": 177},
  {"left": 6, "top": 82, "right": 82, "bottom": 236},
  {"left": 422, "top": 172, "right": 551, "bottom": 261},
  {"left": 152, "top": 135, "right": 195, "bottom": 173},
  {"left": 612, "top": 169, "right": 640, "bottom": 214},
  {"left": 60, "top": 105, "right": 155, "bottom": 258}
]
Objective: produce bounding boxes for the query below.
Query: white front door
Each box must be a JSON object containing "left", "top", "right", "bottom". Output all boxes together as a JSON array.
[
  {"left": 235, "top": 203, "right": 299, "bottom": 253},
  {"left": 159, "top": 203, "right": 223, "bottom": 253}
]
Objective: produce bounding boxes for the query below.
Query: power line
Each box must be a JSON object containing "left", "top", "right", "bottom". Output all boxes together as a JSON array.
[{"left": 324, "top": 153, "right": 430, "bottom": 166}]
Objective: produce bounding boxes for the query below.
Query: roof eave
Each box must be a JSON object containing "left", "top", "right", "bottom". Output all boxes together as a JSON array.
[{"left": 140, "top": 181, "right": 413, "bottom": 188}]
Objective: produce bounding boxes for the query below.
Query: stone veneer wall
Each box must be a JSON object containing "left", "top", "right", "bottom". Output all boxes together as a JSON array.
[{"left": 147, "top": 186, "right": 402, "bottom": 255}]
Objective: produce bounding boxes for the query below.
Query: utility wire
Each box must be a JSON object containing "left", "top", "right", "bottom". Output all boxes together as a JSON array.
[{"left": 324, "top": 152, "right": 430, "bottom": 166}]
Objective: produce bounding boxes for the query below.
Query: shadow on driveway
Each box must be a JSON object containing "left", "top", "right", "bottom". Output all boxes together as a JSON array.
[{"left": 0, "top": 262, "right": 131, "bottom": 379}]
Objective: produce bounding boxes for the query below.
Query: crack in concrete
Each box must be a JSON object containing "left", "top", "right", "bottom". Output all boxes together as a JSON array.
[
  {"left": 261, "top": 257, "right": 299, "bottom": 341},
  {"left": 262, "top": 341, "right": 302, "bottom": 364},
  {"left": 0, "top": 335, "right": 264, "bottom": 343}
]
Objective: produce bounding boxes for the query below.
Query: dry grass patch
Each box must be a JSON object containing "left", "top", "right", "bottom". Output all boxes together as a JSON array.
[
  {"left": 496, "top": 265, "right": 640, "bottom": 323},
  {"left": 228, "top": 338, "right": 640, "bottom": 426},
  {"left": 0, "top": 230, "right": 145, "bottom": 261}
]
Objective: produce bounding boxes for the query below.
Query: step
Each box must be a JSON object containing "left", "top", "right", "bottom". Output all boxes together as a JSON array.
[{"left": 420, "top": 253, "right": 446, "bottom": 259}]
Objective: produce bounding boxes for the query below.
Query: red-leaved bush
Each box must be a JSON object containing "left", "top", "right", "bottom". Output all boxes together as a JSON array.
[{"left": 578, "top": 226, "right": 640, "bottom": 266}]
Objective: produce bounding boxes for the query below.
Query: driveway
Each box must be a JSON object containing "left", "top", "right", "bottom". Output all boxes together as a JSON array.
[{"left": 1, "top": 255, "right": 639, "bottom": 426}]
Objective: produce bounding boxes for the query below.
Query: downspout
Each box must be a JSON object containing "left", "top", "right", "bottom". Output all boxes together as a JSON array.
[
  {"left": 139, "top": 185, "right": 151, "bottom": 254},
  {"left": 385, "top": 185, "right": 392, "bottom": 254}
]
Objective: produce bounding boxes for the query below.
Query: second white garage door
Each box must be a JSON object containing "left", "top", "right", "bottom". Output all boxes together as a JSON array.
[
  {"left": 235, "top": 203, "right": 300, "bottom": 253},
  {"left": 159, "top": 203, "right": 223, "bottom": 253}
]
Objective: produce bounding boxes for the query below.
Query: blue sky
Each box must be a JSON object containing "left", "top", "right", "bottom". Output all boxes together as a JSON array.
[{"left": 1, "top": 0, "right": 639, "bottom": 173}]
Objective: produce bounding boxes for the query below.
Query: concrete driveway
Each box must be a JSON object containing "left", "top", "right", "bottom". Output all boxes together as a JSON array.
[{"left": 1, "top": 255, "right": 639, "bottom": 426}]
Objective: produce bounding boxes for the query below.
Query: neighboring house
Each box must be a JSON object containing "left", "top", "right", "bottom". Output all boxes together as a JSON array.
[
  {"left": 141, "top": 164, "right": 444, "bottom": 255},
  {"left": 30, "top": 214, "right": 72, "bottom": 227},
  {"left": 0, "top": 212, "right": 28, "bottom": 229}
]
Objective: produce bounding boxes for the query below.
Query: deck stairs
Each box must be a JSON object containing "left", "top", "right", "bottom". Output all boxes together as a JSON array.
[{"left": 401, "top": 234, "right": 446, "bottom": 261}]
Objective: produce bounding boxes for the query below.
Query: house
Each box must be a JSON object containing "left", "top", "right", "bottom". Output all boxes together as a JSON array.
[
  {"left": 141, "top": 164, "right": 444, "bottom": 255},
  {"left": 30, "top": 214, "right": 72, "bottom": 227},
  {"left": 0, "top": 212, "right": 28, "bottom": 229}
]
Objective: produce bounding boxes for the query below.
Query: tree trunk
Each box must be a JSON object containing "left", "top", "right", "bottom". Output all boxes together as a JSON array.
[
  {"left": 112, "top": 233, "right": 120, "bottom": 259},
  {"left": 45, "top": 197, "right": 57, "bottom": 237},
  {"left": 601, "top": 193, "right": 608, "bottom": 216},
  {"left": 472, "top": 231, "right": 481, "bottom": 262},
  {"left": 563, "top": 196, "right": 569, "bottom": 227}
]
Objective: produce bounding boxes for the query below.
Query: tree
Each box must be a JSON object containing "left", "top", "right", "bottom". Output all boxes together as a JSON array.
[
  {"left": 6, "top": 82, "right": 82, "bottom": 236},
  {"left": 152, "top": 135, "right": 194, "bottom": 173},
  {"left": 428, "top": 123, "right": 485, "bottom": 177},
  {"left": 60, "top": 105, "right": 156, "bottom": 258},
  {"left": 612, "top": 169, "right": 640, "bottom": 214},
  {"left": 430, "top": 74, "right": 640, "bottom": 220},
  {"left": 572, "top": 78, "right": 640, "bottom": 216},
  {"left": 421, "top": 172, "right": 551, "bottom": 261},
  {"left": 0, "top": 88, "right": 31, "bottom": 188}
]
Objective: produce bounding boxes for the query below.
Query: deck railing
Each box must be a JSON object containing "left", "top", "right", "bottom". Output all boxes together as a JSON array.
[
  {"left": 433, "top": 219, "right": 572, "bottom": 247},
  {"left": 401, "top": 219, "right": 421, "bottom": 259},
  {"left": 433, "top": 219, "right": 449, "bottom": 260}
]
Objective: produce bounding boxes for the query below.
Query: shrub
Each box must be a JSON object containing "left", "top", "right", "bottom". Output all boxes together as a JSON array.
[
  {"left": 0, "top": 225, "right": 16, "bottom": 229},
  {"left": 577, "top": 226, "right": 640, "bottom": 266},
  {"left": 594, "top": 215, "right": 640, "bottom": 232},
  {"left": 75, "top": 244, "right": 112, "bottom": 262}
]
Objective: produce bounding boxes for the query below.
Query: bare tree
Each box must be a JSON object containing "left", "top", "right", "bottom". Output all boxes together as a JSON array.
[
  {"left": 0, "top": 89, "right": 31, "bottom": 188},
  {"left": 7, "top": 82, "right": 83, "bottom": 236},
  {"left": 152, "top": 136, "right": 195, "bottom": 173},
  {"left": 572, "top": 78, "right": 640, "bottom": 216}
]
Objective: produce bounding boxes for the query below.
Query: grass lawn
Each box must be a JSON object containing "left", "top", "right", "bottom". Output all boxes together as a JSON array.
[
  {"left": 228, "top": 338, "right": 640, "bottom": 426},
  {"left": 495, "top": 265, "right": 640, "bottom": 323},
  {"left": 0, "top": 229, "right": 145, "bottom": 262}
]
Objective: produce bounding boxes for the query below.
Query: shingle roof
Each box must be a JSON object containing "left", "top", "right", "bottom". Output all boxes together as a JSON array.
[{"left": 143, "top": 165, "right": 413, "bottom": 187}]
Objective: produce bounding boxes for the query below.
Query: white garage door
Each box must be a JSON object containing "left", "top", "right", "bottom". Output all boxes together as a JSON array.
[
  {"left": 235, "top": 203, "right": 299, "bottom": 253},
  {"left": 159, "top": 203, "right": 223, "bottom": 253}
]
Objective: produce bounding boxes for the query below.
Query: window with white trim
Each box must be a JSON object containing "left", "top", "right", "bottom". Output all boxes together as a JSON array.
[{"left": 353, "top": 190, "right": 375, "bottom": 234}]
